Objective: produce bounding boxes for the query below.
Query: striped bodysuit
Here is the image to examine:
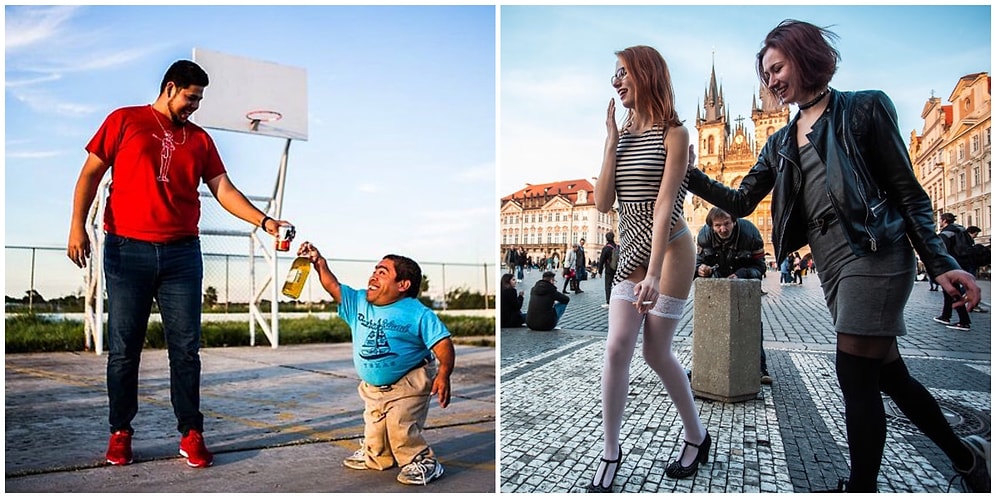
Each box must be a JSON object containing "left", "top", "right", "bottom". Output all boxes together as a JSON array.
[{"left": 612, "top": 125, "right": 688, "bottom": 286}]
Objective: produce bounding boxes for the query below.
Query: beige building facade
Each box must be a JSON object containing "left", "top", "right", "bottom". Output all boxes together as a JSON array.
[
  {"left": 910, "top": 72, "right": 991, "bottom": 247},
  {"left": 500, "top": 179, "right": 619, "bottom": 269}
]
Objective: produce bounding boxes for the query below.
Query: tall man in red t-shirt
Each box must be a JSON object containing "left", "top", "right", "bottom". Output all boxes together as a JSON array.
[{"left": 67, "top": 60, "right": 293, "bottom": 468}]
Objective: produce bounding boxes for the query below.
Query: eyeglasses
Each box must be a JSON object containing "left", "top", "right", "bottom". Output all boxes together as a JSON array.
[{"left": 611, "top": 67, "right": 627, "bottom": 85}]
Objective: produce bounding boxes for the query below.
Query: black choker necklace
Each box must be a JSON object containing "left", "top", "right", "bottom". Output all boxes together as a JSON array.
[{"left": 797, "top": 89, "right": 829, "bottom": 110}]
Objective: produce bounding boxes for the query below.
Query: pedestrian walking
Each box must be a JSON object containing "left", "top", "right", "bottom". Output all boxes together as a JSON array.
[
  {"left": 597, "top": 232, "right": 619, "bottom": 307},
  {"left": 684, "top": 20, "right": 986, "bottom": 492},
  {"left": 934, "top": 213, "right": 974, "bottom": 330}
]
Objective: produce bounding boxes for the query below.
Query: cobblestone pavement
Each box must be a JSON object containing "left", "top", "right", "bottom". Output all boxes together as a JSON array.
[{"left": 500, "top": 269, "right": 991, "bottom": 493}]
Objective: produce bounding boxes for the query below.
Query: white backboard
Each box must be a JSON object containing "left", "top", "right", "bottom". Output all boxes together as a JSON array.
[{"left": 192, "top": 48, "right": 308, "bottom": 141}]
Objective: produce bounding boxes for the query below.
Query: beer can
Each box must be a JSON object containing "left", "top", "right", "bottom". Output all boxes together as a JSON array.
[{"left": 276, "top": 224, "right": 295, "bottom": 252}]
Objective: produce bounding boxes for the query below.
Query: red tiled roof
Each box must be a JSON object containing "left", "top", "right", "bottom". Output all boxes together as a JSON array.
[{"left": 501, "top": 178, "right": 596, "bottom": 204}]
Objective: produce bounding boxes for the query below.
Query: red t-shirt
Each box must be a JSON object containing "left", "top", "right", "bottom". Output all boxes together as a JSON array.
[{"left": 86, "top": 105, "right": 227, "bottom": 242}]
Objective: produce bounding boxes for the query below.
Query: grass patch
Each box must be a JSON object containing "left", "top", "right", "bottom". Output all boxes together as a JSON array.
[{"left": 5, "top": 313, "right": 494, "bottom": 353}]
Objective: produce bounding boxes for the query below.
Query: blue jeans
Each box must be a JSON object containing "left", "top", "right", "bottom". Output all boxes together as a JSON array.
[
  {"left": 553, "top": 303, "right": 567, "bottom": 325},
  {"left": 104, "top": 233, "right": 204, "bottom": 434}
]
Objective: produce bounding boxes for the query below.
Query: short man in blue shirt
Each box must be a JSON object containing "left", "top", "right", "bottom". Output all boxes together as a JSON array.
[{"left": 297, "top": 241, "right": 455, "bottom": 486}]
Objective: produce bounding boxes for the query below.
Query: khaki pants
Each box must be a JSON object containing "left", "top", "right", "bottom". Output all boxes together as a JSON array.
[{"left": 357, "top": 363, "right": 435, "bottom": 470}]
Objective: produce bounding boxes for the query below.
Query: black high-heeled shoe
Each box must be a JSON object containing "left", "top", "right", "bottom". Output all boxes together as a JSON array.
[
  {"left": 665, "top": 431, "right": 711, "bottom": 479},
  {"left": 585, "top": 444, "right": 623, "bottom": 493}
]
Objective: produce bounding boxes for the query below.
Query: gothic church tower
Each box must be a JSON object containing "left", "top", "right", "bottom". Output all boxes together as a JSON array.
[{"left": 691, "top": 60, "right": 790, "bottom": 260}]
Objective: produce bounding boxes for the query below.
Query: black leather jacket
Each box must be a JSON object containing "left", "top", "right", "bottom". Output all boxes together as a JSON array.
[{"left": 687, "top": 89, "right": 959, "bottom": 278}]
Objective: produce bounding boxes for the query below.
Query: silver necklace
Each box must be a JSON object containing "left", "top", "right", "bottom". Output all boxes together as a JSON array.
[
  {"left": 150, "top": 105, "right": 186, "bottom": 183},
  {"left": 150, "top": 105, "right": 187, "bottom": 145}
]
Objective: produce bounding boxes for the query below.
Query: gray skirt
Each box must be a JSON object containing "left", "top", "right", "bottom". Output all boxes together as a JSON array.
[{"left": 810, "top": 219, "right": 915, "bottom": 337}]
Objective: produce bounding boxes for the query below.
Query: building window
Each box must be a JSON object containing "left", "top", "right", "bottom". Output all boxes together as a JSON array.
[
  {"left": 959, "top": 172, "right": 966, "bottom": 191},
  {"left": 974, "top": 166, "right": 981, "bottom": 186},
  {"left": 958, "top": 143, "right": 965, "bottom": 161},
  {"left": 972, "top": 135, "right": 980, "bottom": 154}
]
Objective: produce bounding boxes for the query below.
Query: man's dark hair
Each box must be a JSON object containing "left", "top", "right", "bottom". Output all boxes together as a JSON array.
[
  {"left": 542, "top": 271, "right": 556, "bottom": 281},
  {"left": 967, "top": 226, "right": 981, "bottom": 235},
  {"left": 160, "top": 60, "right": 209, "bottom": 94},
  {"left": 383, "top": 254, "right": 422, "bottom": 299},
  {"left": 705, "top": 206, "right": 735, "bottom": 227},
  {"left": 940, "top": 213, "right": 956, "bottom": 224},
  {"left": 605, "top": 232, "right": 615, "bottom": 243}
]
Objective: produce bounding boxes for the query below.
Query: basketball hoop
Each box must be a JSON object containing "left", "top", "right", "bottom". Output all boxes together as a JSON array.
[{"left": 246, "top": 109, "right": 283, "bottom": 131}]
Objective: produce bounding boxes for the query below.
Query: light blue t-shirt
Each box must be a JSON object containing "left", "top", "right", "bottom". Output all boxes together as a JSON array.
[{"left": 338, "top": 284, "right": 451, "bottom": 386}]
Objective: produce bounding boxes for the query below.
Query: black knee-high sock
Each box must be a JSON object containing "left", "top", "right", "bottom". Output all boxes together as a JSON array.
[
  {"left": 879, "top": 357, "right": 973, "bottom": 471},
  {"left": 836, "top": 350, "right": 886, "bottom": 492}
]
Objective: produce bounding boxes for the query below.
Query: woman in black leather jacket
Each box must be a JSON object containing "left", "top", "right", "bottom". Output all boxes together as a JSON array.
[{"left": 685, "top": 20, "right": 985, "bottom": 493}]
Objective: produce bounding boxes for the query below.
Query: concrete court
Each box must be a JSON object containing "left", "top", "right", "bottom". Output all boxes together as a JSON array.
[
  {"left": 500, "top": 268, "right": 991, "bottom": 493},
  {"left": 5, "top": 342, "right": 496, "bottom": 493}
]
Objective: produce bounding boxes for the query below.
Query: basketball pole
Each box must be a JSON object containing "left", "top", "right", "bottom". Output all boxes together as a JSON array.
[{"left": 269, "top": 138, "right": 292, "bottom": 348}]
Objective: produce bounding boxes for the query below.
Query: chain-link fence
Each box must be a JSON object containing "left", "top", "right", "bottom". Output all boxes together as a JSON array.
[{"left": 5, "top": 245, "right": 494, "bottom": 314}]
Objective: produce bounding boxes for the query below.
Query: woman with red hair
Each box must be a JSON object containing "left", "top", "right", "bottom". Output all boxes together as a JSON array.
[{"left": 586, "top": 45, "right": 708, "bottom": 492}]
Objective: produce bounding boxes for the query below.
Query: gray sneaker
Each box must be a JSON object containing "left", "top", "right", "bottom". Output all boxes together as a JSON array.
[
  {"left": 952, "top": 435, "right": 990, "bottom": 493},
  {"left": 343, "top": 447, "right": 368, "bottom": 470},
  {"left": 396, "top": 454, "right": 444, "bottom": 485}
]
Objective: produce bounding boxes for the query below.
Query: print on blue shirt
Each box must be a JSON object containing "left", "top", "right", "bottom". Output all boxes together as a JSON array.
[{"left": 338, "top": 284, "right": 451, "bottom": 386}]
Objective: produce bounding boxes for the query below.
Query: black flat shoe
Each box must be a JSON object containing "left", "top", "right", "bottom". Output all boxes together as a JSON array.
[
  {"left": 665, "top": 431, "right": 710, "bottom": 479},
  {"left": 585, "top": 444, "right": 622, "bottom": 493}
]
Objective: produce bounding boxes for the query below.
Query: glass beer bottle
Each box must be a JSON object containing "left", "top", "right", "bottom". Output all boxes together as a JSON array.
[{"left": 282, "top": 257, "right": 311, "bottom": 300}]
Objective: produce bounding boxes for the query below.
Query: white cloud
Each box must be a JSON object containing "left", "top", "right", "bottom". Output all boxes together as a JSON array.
[
  {"left": 8, "top": 87, "right": 100, "bottom": 117},
  {"left": 4, "top": 6, "right": 80, "bottom": 51},
  {"left": 5, "top": 150, "right": 66, "bottom": 159},
  {"left": 5, "top": 73, "right": 63, "bottom": 88},
  {"left": 357, "top": 183, "right": 378, "bottom": 193}
]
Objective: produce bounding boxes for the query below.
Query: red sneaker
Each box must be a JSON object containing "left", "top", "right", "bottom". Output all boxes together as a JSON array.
[
  {"left": 106, "top": 430, "right": 133, "bottom": 465},
  {"left": 179, "top": 429, "right": 214, "bottom": 468}
]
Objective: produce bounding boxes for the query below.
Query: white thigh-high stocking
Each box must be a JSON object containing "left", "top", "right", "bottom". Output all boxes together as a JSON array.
[
  {"left": 590, "top": 280, "right": 645, "bottom": 487},
  {"left": 642, "top": 295, "right": 705, "bottom": 467}
]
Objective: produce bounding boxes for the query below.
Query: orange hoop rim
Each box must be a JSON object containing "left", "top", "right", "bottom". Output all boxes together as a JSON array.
[{"left": 245, "top": 109, "right": 283, "bottom": 123}]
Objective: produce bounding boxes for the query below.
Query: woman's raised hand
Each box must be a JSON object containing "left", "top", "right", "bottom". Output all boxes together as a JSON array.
[{"left": 606, "top": 99, "right": 619, "bottom": 143}]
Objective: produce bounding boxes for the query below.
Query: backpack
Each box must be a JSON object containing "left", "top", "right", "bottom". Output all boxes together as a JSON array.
[
  {"left": 608, "top": 244, "right": 619, "bottom": 271},
  {"left": 944, "top": 227, "right": 975, "bottom": 259}
]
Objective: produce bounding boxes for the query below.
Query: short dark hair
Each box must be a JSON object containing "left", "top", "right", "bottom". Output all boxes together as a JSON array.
[
  {"left": 542, "top": 271, "right": 556, "bottom": 281},
  {"left": 940, "top": 213, "right": 956, "bottom": 224},
  {"left": 605, "top": 232, "right": 615, "bottom": 243},
  {"left": 705, "top": 206, "right": 735, "bottom": 226},
  {"left": 382, "top": 254, "right": 422, "bottom": 299},
  {"left": 756, "top": 20, "right": 839, "bottom": 94},
  {"left": 967, "top": 226, "right": 981, "bottom": 235},
  {"left": 160, "top": 60, "right": 209, "bottom": 94}
]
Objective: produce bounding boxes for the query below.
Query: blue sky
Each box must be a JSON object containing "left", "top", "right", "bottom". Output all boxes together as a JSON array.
[
  {"left": 500, "top": 4, "right": 992, "bottom": 195},
  {"left": 5, "top": 5, "right": 496, "bottom": 298}
]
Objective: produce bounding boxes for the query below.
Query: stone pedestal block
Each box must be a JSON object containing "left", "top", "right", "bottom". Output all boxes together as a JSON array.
[{"left": 691, "top": 278, "right": 762, "bottom": 403}]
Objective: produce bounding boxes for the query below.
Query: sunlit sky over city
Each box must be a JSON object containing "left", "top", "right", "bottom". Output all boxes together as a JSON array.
[{"left": 501, "top": 4, "right": 992, "bottom": 196}]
